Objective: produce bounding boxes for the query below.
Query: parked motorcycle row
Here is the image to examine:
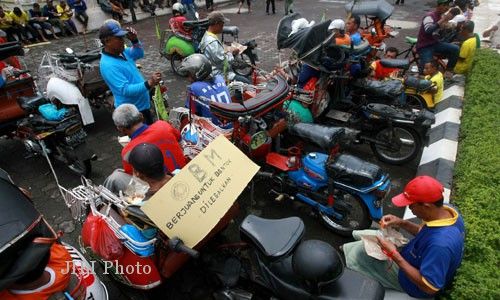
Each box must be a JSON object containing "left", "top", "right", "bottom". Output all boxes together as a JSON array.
[{"left": 0, "top": 1, "right": 438, "bottom": 299}]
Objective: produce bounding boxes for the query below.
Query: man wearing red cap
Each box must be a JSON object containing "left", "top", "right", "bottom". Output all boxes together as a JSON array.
[{"left": 343, "top": 176, "right": 465, "bottom": 298}]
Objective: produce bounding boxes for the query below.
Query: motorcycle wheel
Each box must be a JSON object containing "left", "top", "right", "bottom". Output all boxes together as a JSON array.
[
  {"left": 233, "top": 52, "right": 254, "bottom": 77},
  {"left": 170, "top": 53, "right": 185, "bottom": 76},
  {"left": 405, "top": 94, "right": 427, "bottom": 111},
  {"left": 68, "top": 158, "right": 92, "bottom": 177},
  {"left": 370, "top": 126, "right": 421, "bottom": 165},
  {"left": 319, "top": 191, "right": 371, "bottom": 237}
]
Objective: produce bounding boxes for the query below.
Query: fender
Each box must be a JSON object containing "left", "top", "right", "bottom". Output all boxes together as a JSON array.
[{"left": 46, "top": 77, "right": 95, "bottom": 126}]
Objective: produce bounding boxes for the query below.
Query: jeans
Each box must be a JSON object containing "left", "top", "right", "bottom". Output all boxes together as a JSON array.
[
  {"left": 297, "top": 64, "right": 320, "bottom": 88},
  {"left": 418, "top": 42, "right": 459, "bottom": 71},
  {"left": 184, "top": 3, "right": 196, "bottom": 20},
  {"left": 75, "top": 11, "right": 89, "bottom": 28}
]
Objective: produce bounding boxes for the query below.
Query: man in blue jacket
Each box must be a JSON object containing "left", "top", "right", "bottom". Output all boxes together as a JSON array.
[{"left": 99, "top": 20, "right": 161, "bottom": 124}]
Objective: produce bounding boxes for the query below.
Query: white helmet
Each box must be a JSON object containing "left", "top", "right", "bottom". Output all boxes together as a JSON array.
[
  {"left": 172, "top": 3, "right": 186, "bottom": 15},
  {"left": 328, "top": 19, "right": 345, "bottom": 31}
]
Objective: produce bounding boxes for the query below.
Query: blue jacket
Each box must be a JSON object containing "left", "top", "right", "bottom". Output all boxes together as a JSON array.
[
  {"left": 100, "top": 42, "right": 150, "bottom": 111},
  {"left": 68, "top": 0, "right": 87, "bottom": 13}
]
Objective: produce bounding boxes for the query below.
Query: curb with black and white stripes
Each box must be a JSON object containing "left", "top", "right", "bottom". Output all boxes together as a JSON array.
[{"left": 403, "top": 81, "right": 464, "bottom": 220}]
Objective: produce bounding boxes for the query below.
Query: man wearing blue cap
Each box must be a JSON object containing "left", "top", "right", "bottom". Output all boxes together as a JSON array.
[{"left": 99, "top": 19, "right": 161, "bottom": 125}]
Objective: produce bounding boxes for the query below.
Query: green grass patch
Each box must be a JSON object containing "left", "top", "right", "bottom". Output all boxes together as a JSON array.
[{"left": 445, "top": 49, "right": 500, "bottom": 299}]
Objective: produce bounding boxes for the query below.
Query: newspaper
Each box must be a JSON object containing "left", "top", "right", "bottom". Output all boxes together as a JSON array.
[
  {"left": 360, "top": 228, "right": 409, "bottom": 260},
  {"left": 224, "top": 42, "right": 247, "bottom": 54}
]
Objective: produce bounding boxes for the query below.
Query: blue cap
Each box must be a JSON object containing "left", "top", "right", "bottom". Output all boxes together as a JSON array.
[{"left": 98, "top": 20, "right": 128, "bottom": 39}]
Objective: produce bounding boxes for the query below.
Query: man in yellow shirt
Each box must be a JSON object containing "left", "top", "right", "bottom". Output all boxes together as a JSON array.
[
  {"left": 0, "top": 6, "right": 16, "bottom": 42},
  {"left": 10, "top": 7, "right": 47, "bottom": 43},
  {"left": 454, "top": 21, "right": 476, "bottom": 74},
  {"left": 423, "top": 60, "right": 444, "bottom": 104},
  {"left": 56, "top": 0, "right": 77, "bottom": 35}
]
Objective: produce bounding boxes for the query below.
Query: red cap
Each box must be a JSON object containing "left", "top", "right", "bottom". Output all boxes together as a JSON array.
[{"left": 392, "top": 176, "right": 444, "bottom": 207}]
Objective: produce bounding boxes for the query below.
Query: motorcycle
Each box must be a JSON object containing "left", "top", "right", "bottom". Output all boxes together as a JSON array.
[
  {"left": 160, "top": 17, "right": 258, "bottom": 77},
  {"left": 38, "top": 46, "right": 106, "bottom": 125},
  {"left": 0, "top": 44, "right": 94, "bottom": 176},
  {"left": 211, "top": 214, "right": 385, "bottom": 299},
  {"left": 0, "top": 168, "right": 108, "bottom": 300},
  {"left": 276, "top": 14, "right": 435, "bottom": 165},
  {"left": 258, "top": 122, "right": 391, "bottom": 236}
]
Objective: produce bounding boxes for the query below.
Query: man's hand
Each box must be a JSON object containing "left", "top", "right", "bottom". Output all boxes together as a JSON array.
[
  {"left": 380, "top": 214, "right": 402, "bottom": 228},
  {"left": 376, "top": 236, "right": 397, "bottom": 254},
  {"left": 126, "top": 27, "right": 138, "bottom": 42},
  {"left": 147, "top": 71, "right": 162, "bottom": 87}
]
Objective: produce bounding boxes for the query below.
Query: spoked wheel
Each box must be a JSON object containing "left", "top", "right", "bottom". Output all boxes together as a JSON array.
[
  {"left": 170, "top": 53, "right": 185, "bottom": 76},
  {"left": 405, "top": 94, "right": 427, "bottom": 111},
  {"left": 319, "top": 191, "right": 371, "bottom": 237},
  {"left": 370, "top": 126, "right": 421, "bottom": 165},
  {"left": 233, "top": 52, "right": 254, "bottom": 77}
]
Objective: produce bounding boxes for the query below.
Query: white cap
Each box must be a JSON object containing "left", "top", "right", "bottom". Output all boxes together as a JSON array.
[
  {"left": 452, "top": 14, "right": 466, "bottom": 23},
  {"left": 328, "top": 19, "right": 345, "bottom": 31}
]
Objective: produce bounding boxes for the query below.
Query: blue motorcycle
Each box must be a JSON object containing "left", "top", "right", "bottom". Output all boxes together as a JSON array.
[{"left": 258, "top": 123, "right": 391, "bottom": 236}]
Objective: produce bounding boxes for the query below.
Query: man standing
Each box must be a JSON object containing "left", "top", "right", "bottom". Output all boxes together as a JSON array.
[
  {"left": 343, "top": 176, "right": 465, "bottom": 298},
  {"left": 199, "top": 11, "right": 250, "bottom": 83},
  {"left": 416, "top": 0, "right": 460, "bottom": 75},
  {"left": 99, "top": 20, "right": 161, "bottom": 124},
  {"left": 284, "top": 0, "right": 294, "bottom": 15},
  {"left": 112, "top": 104, "right": 186, "bottom": 175},
  {"left": 68, "top": 0, "right": 89, "bottom": 33}
]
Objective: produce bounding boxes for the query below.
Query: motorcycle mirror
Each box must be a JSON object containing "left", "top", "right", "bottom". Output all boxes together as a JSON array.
[{"left": 65, "top": 48, "right": 74, "bottom": 54}]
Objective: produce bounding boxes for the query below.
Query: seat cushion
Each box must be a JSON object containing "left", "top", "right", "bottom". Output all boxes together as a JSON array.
[
  {"left": 380, "top": 58, "right": 410, "bottom": 70},
  {"left": 240, "top": 215, "right": 304, "bottom": 259},
  {"left": 327, "top": 154, "right": 384, "bottom": 187},
  {"left": 404, "top": 76, "right": 433, "bottom": 91},
  {"left": 289, "top": 123, "right": 345, "bottom": 150}
]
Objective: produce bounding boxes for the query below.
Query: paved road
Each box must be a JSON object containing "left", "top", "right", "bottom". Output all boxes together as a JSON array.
[{"left": 0, "top": 0, "right": 436, "bottom": 298}]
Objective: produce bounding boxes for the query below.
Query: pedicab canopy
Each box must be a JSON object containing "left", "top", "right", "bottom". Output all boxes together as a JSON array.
[
  {"left": 0, "top": 170, "right": 55, "bottom": 290},
  {"left": 345, "top": 0, "right": 394, "bottom": 21},
  {"left": 142, "top": 136, "right": 260, "bottom": 248}
]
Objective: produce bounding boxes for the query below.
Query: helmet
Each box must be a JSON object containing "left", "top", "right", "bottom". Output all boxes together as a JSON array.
[
  {"left": 177, "top": 54, "right": 212, "bottom": 81},
  {"left": 172, "top": 3, "right": 186, "bottom": 15},
  {"left": 328, "top": 19, "right": 345, "bottom": 31}
]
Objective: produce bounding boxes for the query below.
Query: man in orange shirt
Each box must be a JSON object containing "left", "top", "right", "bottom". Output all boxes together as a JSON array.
[
  {"left": 370, "top": 47, "right": 400, "bottom": 80},
  {"left": 328, "top": 19, "right": 351, "bottom": 46}
]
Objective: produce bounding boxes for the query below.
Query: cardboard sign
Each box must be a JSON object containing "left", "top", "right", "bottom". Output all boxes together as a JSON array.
[{"left": 141, "top": 135, "right": 259, "bottom": 248}]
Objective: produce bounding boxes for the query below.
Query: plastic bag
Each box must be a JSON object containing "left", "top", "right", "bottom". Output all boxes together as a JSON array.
[
  {"left": 82, "top": 213, "right": 124, "bottom": 260},
  {"left": 38, "top": 103, "right": 68, "bottom": 121}
]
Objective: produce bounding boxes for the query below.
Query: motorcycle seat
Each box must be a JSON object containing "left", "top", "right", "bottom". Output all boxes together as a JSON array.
[
  {"left": 380, "top": 58, "right": 410, "bottom": 70},
  {"left": 17, "top": 95, "right": 48, "bottom": 112},
  {"left": 288, "top": 123, "right": 345, "bottom": 150},
  {"left": 240, "top": 215, "right": 304, "bottom": 259},
  {"left": 222, "top": 26, "right": 239, "bottom": 37},
  {"left": 327, "top": 154, "right": 384, "bottom": 187},
  {"left": 404, "top": 76, "right": 433, "bottom": 91},
  {"left": 210, "top": 75, "right": 290, "bottom": 120}
]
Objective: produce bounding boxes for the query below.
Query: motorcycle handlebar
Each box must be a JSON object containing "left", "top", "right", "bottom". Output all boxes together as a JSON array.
[{"left": 168, "top": 237, "right": 200, "bottom": 258}]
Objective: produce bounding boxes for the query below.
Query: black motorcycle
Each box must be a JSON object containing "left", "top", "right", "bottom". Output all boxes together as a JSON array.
[
  {"left": 211, "top": 215, "right": 385, "bottom": 299},
  {"left": 15, "top": 94, "right": 94, "bottom": 176}
]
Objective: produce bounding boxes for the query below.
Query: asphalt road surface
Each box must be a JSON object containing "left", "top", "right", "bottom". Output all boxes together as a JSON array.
[{"left": 0, "top": 0, "right": 436, "bottom": 298}]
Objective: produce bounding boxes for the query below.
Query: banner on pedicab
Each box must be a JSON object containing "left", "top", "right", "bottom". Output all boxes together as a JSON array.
[{"left": 142, "top": 135, "right": 259, "bottom": 248}]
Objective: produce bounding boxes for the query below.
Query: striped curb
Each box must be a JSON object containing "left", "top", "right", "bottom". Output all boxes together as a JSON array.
[{"left": 403, "top": 82, "right": 464, "bottom": 220}]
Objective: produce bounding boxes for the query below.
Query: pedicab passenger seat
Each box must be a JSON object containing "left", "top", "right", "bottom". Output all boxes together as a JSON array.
[
  {"left": 404, "top": 76, "right": 433, "bottom": 91},
  {"left": 289, "top": 123, "right": 345, "bottom": 150},
  {"left": 210, "top": 75, "right": 290, "bottom": 120},
  {"left": 240, "top": 215, "right": 304, "bottom": 259},
  {"left": 380, "top": 58, "right": 410, "bottom": 70},
  {"left": 17, "top": 94, "right": 48, "bottom": 112}
]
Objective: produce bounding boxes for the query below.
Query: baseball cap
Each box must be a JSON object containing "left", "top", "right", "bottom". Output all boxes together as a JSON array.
[
  {"left": 128, "top": 143, "right": 165, "bottom": 179},
  {"left": 207, "top": 11, "right": 229, "bottom": 25},
  {"left": 98, "top": 19, "right": 128, "bottom": 39},
  {"left": 392, "top": 176, "right": 444, "bottom": 207},
  {"left": 328, "top": 19, "right": 345, "bottom": 31}
]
